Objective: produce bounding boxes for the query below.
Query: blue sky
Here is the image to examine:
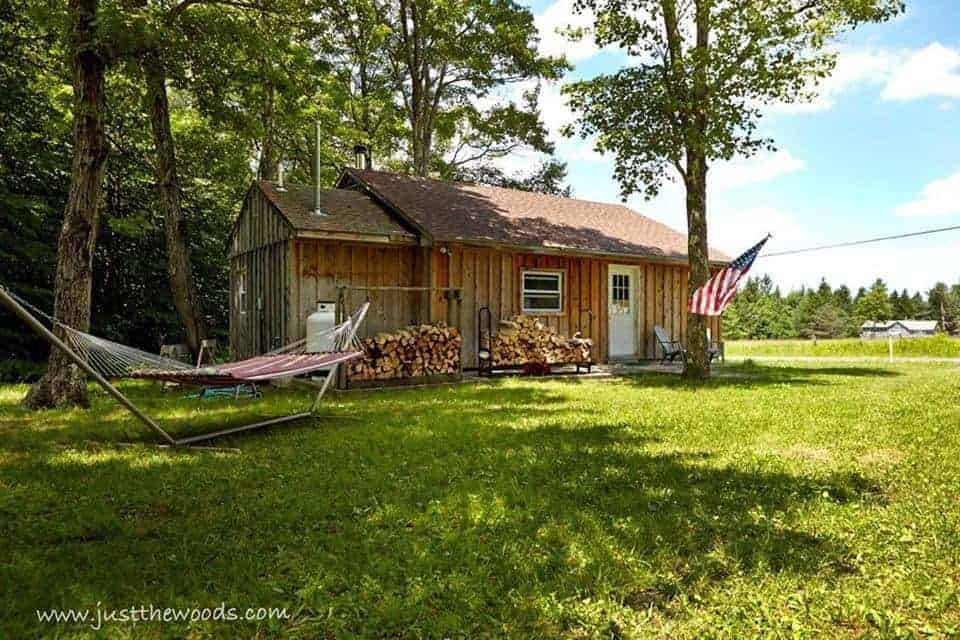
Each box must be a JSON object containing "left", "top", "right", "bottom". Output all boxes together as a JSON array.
[{"left": 506, "top": 0, "right": 960, "bottom": 294}]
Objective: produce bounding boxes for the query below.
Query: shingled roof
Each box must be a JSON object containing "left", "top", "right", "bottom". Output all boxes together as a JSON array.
[
  {"left": 256, "top": 181, "right": 416, "bottom": 239},
  {"left": 339, "top": 168, "right": 729, "bottom": 263}
]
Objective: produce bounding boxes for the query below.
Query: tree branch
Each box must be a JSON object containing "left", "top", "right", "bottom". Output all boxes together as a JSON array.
[
  {"left": 167, "top": 0, "right": 284, "bottom": 21},
  {"left": 710, "top": 0, "right": 823, "bottom": 94}
]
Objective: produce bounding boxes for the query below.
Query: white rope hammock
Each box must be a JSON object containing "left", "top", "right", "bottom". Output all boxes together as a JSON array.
[
  {"left": 5, "top": 287, "right": 367, "bottom": 380},
  {"left": 0, "top": 284, "right": 373, "bottom": 447}
]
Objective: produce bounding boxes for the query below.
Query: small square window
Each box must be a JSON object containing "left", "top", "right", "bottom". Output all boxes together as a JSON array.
[{"left": 522, "top": 270, "right": 563, "bottom": 314}]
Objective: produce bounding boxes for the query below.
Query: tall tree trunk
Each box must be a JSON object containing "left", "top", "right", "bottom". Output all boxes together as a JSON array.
[
  {"left": 683, "top": 0, "right": 711, "bottom": 380},
  {"left": 397, "top": 0, "right": 433, "bottom": 177},
  {"left": 412, "top": 125, "right": 431, "bottom": 176},
  {"left": 683, "top": 153, "right": 711, "bottom": 380},
  {"left": 23, "top": 0, "right": 108, "bottom": 409},
  {"left": 141, "top": 49, "right": 207, "bottom": 356},
  {"left": 258, "top": 77, "right": 278, "bottom": 181}
]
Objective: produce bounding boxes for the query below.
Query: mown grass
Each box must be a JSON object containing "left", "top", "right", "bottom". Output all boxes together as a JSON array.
[
  {"left": 726, "top": 335, "right": 960, "bottom": 359},
  {"left": 2, "top": 362, "right": 960, "bottom": 638}
]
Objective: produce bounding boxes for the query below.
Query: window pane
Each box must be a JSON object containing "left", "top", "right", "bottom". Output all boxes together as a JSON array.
[
  {"left": 612, "top": 275, "right": 630, "bottom": 302},
  {"left": 523, "top": 294, "right": 561, "bottom": 311},
  {"left": 522, "top": 271, "right": 562, "bottom": 312},
  {"left": 523, "top": 274, "right": 561, "bottom": 292}
]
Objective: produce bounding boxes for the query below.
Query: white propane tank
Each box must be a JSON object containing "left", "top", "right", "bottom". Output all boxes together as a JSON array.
[{"left": 306, "top": 301, "right": 338, "bottom": 353}]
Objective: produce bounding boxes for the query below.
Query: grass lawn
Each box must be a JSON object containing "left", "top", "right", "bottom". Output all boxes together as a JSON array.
[
  {"left": 726, "top": 335, "right": 960, "bottom": 359},
  {"left": 2, "top": 362, "right": 960, "bottom": 638}
]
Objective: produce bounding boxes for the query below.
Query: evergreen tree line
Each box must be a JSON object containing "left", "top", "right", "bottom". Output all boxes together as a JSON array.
[{"left": 723, "top": 275, "right": 960, "bottom": 340}]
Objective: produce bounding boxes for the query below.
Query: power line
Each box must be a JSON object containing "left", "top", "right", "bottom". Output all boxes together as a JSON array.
[{"left": 760, "top": 223, "right": 960, "bottom": 258}]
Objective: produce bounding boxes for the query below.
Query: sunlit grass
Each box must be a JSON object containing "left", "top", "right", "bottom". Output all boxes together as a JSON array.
[
  {"left": 2, "top": 362, "right": 960, "bottom": 638},
  {"left": 726, "top": 335, "right": 960, "bottom": 358}
]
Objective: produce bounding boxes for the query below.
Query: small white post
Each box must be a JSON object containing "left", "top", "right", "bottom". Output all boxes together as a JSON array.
[{"left": 888, "top": 335, "right": 894, "bottom": 363}]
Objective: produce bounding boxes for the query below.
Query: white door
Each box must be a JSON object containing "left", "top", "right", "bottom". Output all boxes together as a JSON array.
[{"left": 608, "top": 266, "right": 637, "bottom": 358}]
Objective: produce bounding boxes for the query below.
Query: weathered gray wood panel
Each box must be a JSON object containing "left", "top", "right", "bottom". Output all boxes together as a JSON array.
[
  {"left": 286, "top": 239, "right": 422, "bottom": 344},
  {"left": 229, "top": 187, "right": 295, "bottom": 359}
]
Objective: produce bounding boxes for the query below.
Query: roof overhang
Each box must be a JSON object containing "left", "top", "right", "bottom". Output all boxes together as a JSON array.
[
  {"left": 436, "top": 237, "right": 730, "bottom": 267},
  {"left": 336, "top": 168, "right": 434, "bottom": 247},
  {"left": 337, "top": 168, "right": 731, "bottom": 265},
  {"left": 294, "top": 230, "right": 417, "bottom": 245}
]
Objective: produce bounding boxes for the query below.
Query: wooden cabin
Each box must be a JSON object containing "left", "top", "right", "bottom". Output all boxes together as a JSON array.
[{"left": 228, "top": 168, "right": 729, "bottom": 366}]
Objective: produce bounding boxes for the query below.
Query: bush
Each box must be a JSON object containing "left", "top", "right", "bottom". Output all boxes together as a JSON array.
[{"left": 0, "top": 359, "right": 45, "bottom": 383}]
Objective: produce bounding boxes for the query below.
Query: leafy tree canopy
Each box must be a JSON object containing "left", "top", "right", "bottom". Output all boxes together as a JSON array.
[{"left": 563, "top": 0, "right": 903, "bottom": 199}]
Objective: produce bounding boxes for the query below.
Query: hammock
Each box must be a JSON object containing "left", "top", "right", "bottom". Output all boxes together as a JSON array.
[
  {"left": 4, "top": 285, "right": 367, "bottom": 385},
  {"left": 129, "top": 351, "right": 362, "bottom": 386},
  {"left": 0, "top": 283, "right": 370, "bottom": 448}
]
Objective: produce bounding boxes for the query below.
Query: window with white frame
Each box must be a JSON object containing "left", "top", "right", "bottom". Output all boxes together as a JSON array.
[
  {"left": 611, "top": 273, "right": 631, "bottom": 314},
  {"left": 521, "top": 270, "right": 563, "bottom": 314},
  {"left": 237, "top": 267, "right": 247, "bottom": 314}
]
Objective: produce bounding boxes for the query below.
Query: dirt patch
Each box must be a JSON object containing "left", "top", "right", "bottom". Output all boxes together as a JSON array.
[
  {"left": 775, "top": 443, "right": 834, "bottom": 463},
  {"left": 857, "top": 448, "right": 904, "bottom": 468}
]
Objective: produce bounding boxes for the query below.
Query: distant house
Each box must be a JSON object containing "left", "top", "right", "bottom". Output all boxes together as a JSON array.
[
  {"left": 227, "top": 167, "right": 730, "bottom": 365},
  {"left": 860, "top": 320, "right": 939, "bottom": 339}
]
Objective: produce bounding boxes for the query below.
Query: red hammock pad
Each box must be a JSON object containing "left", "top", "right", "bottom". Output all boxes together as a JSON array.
[{"left": 129, "top": 351, "right": 362, "bottom": 386}]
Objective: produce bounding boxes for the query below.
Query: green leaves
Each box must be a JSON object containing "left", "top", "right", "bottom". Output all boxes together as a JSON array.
[
  {"left": 564, "top": 0, "right": 903, "bottom": 200},
  {"left": 855, "top": 278, "right": 894, "bottom": 324},
  {"left": 381, "top": 0, "right": 569, "bottom": 174},
  {"left": 449, "top": 159, "right": 573, "bottom": 197}
]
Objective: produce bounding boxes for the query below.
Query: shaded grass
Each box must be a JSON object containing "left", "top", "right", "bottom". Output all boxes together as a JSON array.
[
  {"left": 726, "top": 335, "right": 960, "bottom": 358},
  {"left": 2, "top": 362, "right": 960, "bottom": 638}
]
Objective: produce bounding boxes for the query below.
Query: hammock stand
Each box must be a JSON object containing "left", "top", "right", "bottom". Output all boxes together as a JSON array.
[{"left": 0, "top": 285, "right": 368, "bottom": 449}]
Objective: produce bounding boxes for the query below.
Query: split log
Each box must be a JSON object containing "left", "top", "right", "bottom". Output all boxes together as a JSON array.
[
  {"left": 347, "top": 323, "right": 462, "bottom": 381},
  {"left": 480, "top": 315, "right": 592, "bottom": 366}
]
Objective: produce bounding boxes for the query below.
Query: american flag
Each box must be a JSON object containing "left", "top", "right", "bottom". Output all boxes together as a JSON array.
[{"left": 688, "top": 235, "right": 769, "bottom": 316}]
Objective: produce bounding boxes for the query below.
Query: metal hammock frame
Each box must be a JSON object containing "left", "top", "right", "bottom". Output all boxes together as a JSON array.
[{"left": 0, "top": 285, "right": 369, "bottom": 449}]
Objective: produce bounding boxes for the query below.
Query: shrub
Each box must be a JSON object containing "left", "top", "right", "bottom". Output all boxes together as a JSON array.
[{"left": 0, "top": 359, "right": 45, "bottom": 383}]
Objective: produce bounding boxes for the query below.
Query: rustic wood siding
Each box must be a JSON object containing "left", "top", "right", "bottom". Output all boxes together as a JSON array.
[
  {"left": 432, "top": 243, "right": 720, "bottom": 367},
  {"left": 287, "top": 239, "right": 422, "bottom": 342},
  {"left": 229, "top": 188, "right": 295, "bottom": 359},
  {"left": 230, "top": 181, "right": 724, "bottom": 364}
]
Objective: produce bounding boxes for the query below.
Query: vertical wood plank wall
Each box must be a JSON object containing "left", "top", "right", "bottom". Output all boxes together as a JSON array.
[
  {"left": 435, "top": 246, "right": 607, "bottom": 367},
  {"left": 231, "top": 205, "right": 724, "bottom": 364},
  {"left": 432, "top": 243, "right": 722, "bottom": 367},
  {"left": 287, "top": 239, "right": 421, "bottom": 343},
  {"left": 229, "top": 190, "right": 294, "bottom": 360}
]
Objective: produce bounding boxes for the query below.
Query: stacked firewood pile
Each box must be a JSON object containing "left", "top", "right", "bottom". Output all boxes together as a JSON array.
[
  {"left": 348, "top": 323, "right": 462, "bottom": 380},
  {"left": 481, "top": 315, "right": 592, "bottom": 366}
]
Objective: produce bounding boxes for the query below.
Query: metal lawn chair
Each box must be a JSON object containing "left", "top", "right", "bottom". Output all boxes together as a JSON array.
[
  {"left": 654, "top": 325, "right": 686, "bottom": 363},
  {"left": 707, "top": 328, "right": 725, "bottom": 364}
]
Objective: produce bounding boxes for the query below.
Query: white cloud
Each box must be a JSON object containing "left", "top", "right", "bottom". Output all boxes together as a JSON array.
[
  {"left": 535, "top": 0, "right": 598, "bottom": 62},
  {"left": 535, "top": 80, "right": 576, "bottom": 135},
  {"left": 894, "top": 171, "right": 960, "bottom": 217},
  {"left": 709, "top": 150, "right": 807, "bottom": 191},
  {"left": 768, "top": 46, "right": 899, "bottom": 114},
  {"left": 708, "top": 206, "right": 811, "bottom": 258},
  {"left": 767, "top": 42, "right": 960, "bottom": 114},
  {"left": 882, "top": 42, "right": 960, "bottom": 101}
]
